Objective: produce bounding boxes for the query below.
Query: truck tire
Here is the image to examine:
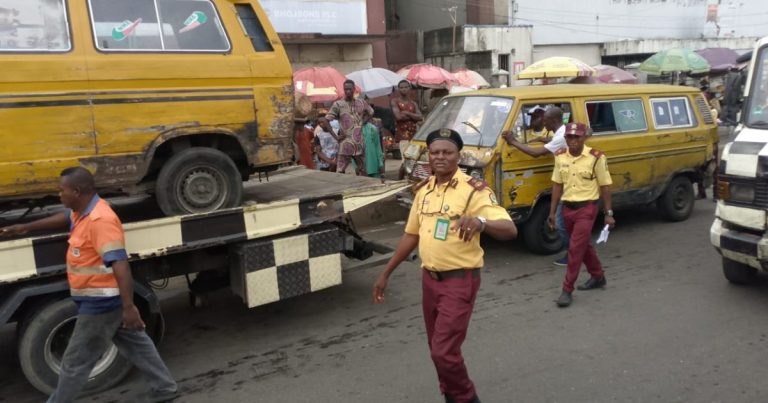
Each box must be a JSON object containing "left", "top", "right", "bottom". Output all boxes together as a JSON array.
[
  {"left": 523, "top": 202, "right": 563, "bottom": 255},
  {"left": 657, "top": 176, "right": 695, "bottom": 221},
  {"left": 156, "top": 147, "right": 243, "bottom": 216},
  {"left": 722, "top": 257, "right": 757, "bottom": 285},
  {"left": 17, "top": 298, "right": 132, "bottom": 396}
]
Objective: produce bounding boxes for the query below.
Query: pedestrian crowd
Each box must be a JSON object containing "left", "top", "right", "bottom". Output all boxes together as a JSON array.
[{"left": 294, "top": 79, "right": 423, "bottom": 178}]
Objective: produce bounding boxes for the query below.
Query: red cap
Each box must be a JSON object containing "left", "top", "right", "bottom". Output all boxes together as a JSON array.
[{"left": 565, "top": 122, "right": 588, "bottom": 136}]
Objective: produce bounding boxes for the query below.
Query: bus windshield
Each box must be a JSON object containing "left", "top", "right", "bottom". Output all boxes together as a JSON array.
[
  {"left": 746, "top": 45, "right": 768, "bottom": 129},
  {"left": 413, "top": 96, "right": 514, "bottom": 148}
]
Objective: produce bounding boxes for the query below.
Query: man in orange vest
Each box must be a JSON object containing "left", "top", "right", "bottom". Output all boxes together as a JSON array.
[{"left": 1, "top": 167, "right": 177, "bottom": 403}]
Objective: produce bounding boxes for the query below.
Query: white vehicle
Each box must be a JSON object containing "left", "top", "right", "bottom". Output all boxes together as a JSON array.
[{"left": 711, "top": 36, "right": 768, "bottom": 283}]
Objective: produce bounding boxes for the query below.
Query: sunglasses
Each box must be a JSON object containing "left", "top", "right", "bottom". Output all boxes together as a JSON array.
[{"left": 564, "top": 134, "right": 584, "bottom": 140}]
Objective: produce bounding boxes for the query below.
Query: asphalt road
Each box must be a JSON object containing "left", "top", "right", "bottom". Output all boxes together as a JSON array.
[{"left": 3, "top": 190, "right": 768, "bottom": 403}]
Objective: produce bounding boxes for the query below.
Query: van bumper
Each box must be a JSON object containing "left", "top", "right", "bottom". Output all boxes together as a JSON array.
[{"left": 710, "top": 218, "right": 768, "bottom": 271}]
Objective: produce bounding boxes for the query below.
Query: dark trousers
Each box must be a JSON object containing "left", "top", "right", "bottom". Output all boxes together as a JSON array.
[
  {"left": 562, "top": 203, "right": 604, "bottom": 293},
  {"left": 47, "top": 308, "right": 177, "bottom": 403},
  {"left": 422, "top": 269, "right": 481, "bottom": 403}
]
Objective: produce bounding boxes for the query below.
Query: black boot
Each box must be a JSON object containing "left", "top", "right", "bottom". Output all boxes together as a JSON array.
[{"left": 556, "top": 291, "right": 572, "bottom": 307}]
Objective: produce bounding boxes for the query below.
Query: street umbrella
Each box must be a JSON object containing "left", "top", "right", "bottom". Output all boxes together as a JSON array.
[
  {"left": 639, "top": 48, "right": 710, "bottom": 75},
  {"left": 396, "top": 63, "right": 456, "bottom": 89},
  {"left": 347, "top": 67, "right": 403, "bottom": 98},
  {"left": 516, "top": 57, "right": 596, "bottom": 79},
  {"left": 452, "top": 68, "right": 491, "bottom": 89},
  {"left": 293, "top": 66, "right": 351, "bottom": 103},
  {"left": 570, "top": 65, "right": 638, "bottom": 84},
  {"left": 695, "top": 48, "right": 741, "bottom": 74}
]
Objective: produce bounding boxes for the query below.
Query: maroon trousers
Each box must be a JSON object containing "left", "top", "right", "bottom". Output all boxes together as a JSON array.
[
  {"left": 422, "top": 269, "right": 481, "bottom": 403},
  {"left": 562, "top": 202, "right": 604, "bottom": 293}
]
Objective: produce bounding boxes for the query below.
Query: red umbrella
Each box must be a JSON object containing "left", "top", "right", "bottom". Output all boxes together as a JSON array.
[
  {"left": 695, "top": 48, "right": 740, "bottom": 74},
  {"left": 396, "top": 63, "right": 456, "bottom": 89},
  {"left": 293, "top": 66, "right": 353, "bottom": 103},
  {"left": 452, "top": 68, "right": 490, "bottom": 89},
  {"left": 570, "top": 65, "right": 637, "bottom": 84}
]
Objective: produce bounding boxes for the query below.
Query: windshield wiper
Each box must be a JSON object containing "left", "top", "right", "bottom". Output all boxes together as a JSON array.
[
  {"left": 748, "top": 120, "right": 768, "bottom": 126},
  {"left": 462, "top": 121, "right": 485, "bottom": 146}
]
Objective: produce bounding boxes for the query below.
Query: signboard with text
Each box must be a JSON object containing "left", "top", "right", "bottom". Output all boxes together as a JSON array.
[{"left": 261, "top": 0, "right": 367, "bottom": 35}]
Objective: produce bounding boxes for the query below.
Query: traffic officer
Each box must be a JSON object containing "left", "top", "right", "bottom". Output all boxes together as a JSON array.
[
  {"left": 548, "top": 123, "right": 616, "bottom": 308},
  {"left": 373, "top": 128, "right": 517, "bottom": 403}
]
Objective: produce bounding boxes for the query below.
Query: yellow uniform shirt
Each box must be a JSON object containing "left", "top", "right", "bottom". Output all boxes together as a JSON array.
[
  {"left": 525, "top": 128, "right": 553, "bottom": 141},
  {"left": 551, "top": 145, "right": 613, "bottom": 202},
  {"left": 405, "top": 170, "right": 512, "bottom": 271}
]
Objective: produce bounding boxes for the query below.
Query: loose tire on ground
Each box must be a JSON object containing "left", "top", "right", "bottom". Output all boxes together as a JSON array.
[
  {"left": 657, "top": 176, "right": 695, "bottom": 221},
  {"left": 522, "top": 202, "right": 564, "bottom": 255},
  {"left": 17, "top": 299, "right": 132, "bottom": 396},
  {"left": 722, "top": 257, "right": 757, "bottom": 285},
  {"left": 156, "top": 147, "right": 243, "bottom": 216}
]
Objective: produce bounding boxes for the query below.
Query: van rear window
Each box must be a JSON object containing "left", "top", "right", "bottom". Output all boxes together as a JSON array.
[
  {"left": 0, "top": 0, "right": 71, "bottom": 52},
  {"left": 89, "top": 0, "right": 230, "bottom": 52},
  {"left": 651, "top": 97, "right": 695, "bottom": 129}
]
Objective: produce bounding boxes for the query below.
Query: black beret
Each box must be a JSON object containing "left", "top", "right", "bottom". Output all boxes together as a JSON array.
[{"left": 426, "top": 128, "right": 463, "bottom": 151}]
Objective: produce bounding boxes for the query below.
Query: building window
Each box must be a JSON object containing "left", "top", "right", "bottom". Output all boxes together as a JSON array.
[
  {"left": 651, "top": 97, "right": 695, "bottom": 129},
  {"left": 498, "top": 53, "right": 509, "bottom": 72},
  {"left": 0, "top": 0, "right": 71, "bottom": 52},
  {"left": 586, "top": 99, "right": 647, "bottom": 135},
  {"left": 88, "top": 0, "right": 230, "bottom": 52}
]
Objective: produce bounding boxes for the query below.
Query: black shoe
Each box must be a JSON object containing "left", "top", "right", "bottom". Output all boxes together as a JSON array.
[
  {"left": 445, "top": 394, "right": 480, "bottom": 403},
  {"left": 577, "top": 276, "right": 607, "bottom": 290},
  {"left": 556, "top": 291, "right": 572, "bottom": 307}
]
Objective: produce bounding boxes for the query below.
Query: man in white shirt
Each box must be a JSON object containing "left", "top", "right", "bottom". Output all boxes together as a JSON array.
[{"left": 503, "top": 107, "right": 569, "bottom": 265}]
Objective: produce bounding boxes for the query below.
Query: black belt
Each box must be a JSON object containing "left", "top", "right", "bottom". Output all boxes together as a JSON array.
[
  {"left": 424, "top": 268, "right": 480, "bottom": 281},
  {"left": 562, "top": 200, "right": 597, "bottom": 209}
]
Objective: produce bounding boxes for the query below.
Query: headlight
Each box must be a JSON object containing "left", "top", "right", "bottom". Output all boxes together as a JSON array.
[
  {"left": 468, "top": 168, "right": 484, "bottom": 179},
  {"left": 729, "top": 183, "right": 755, "bottom": 203},
  {"left": 404, "top": 159, "right": 415, "bottom": 174}
]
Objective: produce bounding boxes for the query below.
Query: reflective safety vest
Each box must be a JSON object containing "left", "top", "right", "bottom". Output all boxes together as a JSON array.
[{"left": 67, "top": 196, "right": 128, "bottom": 301}]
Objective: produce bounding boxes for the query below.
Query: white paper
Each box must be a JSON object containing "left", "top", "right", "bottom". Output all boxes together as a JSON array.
[{"left": 596, "top": 224, "right": 610, "bottom": 244}]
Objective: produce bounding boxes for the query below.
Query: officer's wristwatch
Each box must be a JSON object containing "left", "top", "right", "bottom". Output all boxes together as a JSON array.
[
  {"left": 604, "top": 209, "right": 614, "bottom": 217},
  {"left": 476, "top": 216, "right": 487, "bottom": 232}
]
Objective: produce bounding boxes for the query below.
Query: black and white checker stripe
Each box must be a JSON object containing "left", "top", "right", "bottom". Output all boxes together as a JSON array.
[
  {"left": 0, "top": 182, "right": 404, "bottom": 284},
  {"left": 712, "top": 131, "right": 768, "bottom": 269},
  {"left": 230, "top": 225, "right": 345, "bottom": 308}
]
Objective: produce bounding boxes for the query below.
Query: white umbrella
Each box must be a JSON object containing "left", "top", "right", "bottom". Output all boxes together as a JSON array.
[{"left": 347, "top": 67, "right": 405, "bottom": 98}]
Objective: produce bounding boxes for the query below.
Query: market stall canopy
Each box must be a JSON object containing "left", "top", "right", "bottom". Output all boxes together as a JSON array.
[
  {"left": 695, "top": 48, "right": 741, "bottom": 74},
  {"left": 452, "top": 68, "right": 491, "bottom": 89},
  {"left": 347, "top": 67, "right": 403, "bottom": 98},
  {"left": 639, "top": 48, "right": 710, "bottom": 75},
  {"left": 396, "top": 63, "right": 457, "bottom": 89},
  {"left": 293, "top": 66, "right": 353, "bottom": 103},
  {"left": 570, "top": 65, "right": 637, "bottom": 84},
  {"left": 516, "top": 57, "right": 596, "bottom": 79}
]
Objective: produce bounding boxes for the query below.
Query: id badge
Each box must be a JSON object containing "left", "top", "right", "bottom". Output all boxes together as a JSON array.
[{"left": 434, "top": 218, "right": 450, "bottom": 241}]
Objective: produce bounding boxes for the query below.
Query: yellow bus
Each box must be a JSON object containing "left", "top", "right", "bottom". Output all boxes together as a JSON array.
[
  {"left": 403, "top": 84, "right": 719, "bottom": 253},
  {"left": 0, "top": 0, "right": 294, "bottom": 216}
]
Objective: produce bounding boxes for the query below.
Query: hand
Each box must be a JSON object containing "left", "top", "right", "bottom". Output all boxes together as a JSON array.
[
  {"left": 547, "top": 214, "right": 556, "bottom": 231},
  {"left": 372, "top": 274, "right": 389, "bottom": 304},
  {"left": 502, "top": 131, "right": 515, "bottom": 144},
  {"left": 604, "top": 215, "right": 616, "bottom": 229},
  {"left": 122, "top": 305, "right": 146, "bottom": 331},
  {"left": 0, "top": 224, "right": 29, "bottom": 237},
  {"left": 451, "top": 216, "right": 482, "bottom": 242}
]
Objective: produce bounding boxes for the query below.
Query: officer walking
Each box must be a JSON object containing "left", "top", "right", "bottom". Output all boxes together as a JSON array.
[
  {"left": 373, "top": 129, "right": 517, "bottom": 403},
  {"left": 548, "top": 123, "right": 615, "bottom": 308},
  {"left": 0, "top": 167, "right": 177, "bottom": 403}
]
